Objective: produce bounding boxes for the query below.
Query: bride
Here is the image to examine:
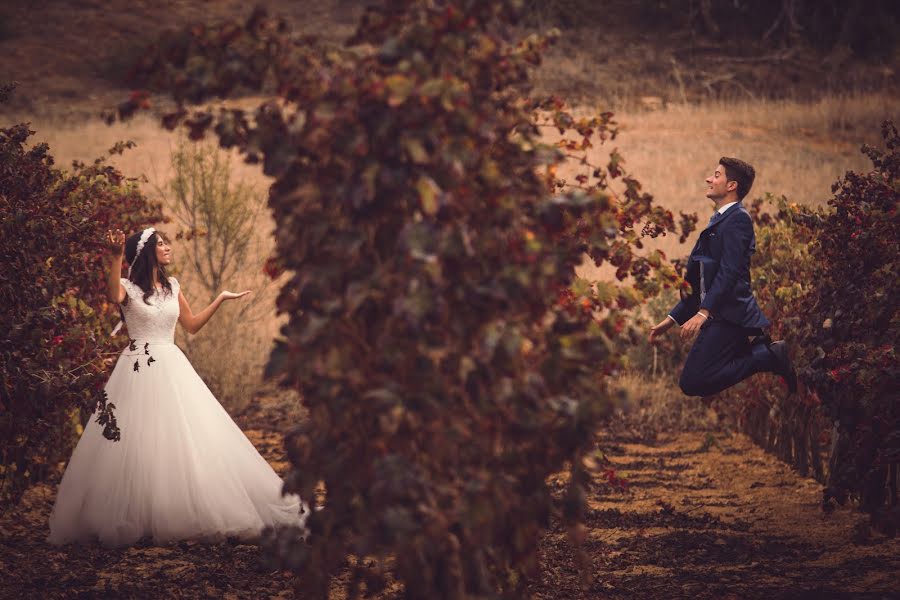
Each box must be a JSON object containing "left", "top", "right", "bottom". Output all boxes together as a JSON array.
[{"left": 47, "top": 227, "right": 307, "bottom": 547}]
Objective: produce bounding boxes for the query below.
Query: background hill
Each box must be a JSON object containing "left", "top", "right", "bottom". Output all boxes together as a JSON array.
[{"left": 0, "top": 0, "right": 897, "bottom": 119}]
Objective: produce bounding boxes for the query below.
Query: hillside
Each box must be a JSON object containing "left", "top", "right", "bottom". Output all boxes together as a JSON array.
[{"left": 0, "top": 0, "right": 896, "bottom": 121}]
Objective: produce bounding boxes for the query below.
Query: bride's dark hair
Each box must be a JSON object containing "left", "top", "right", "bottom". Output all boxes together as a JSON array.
[{"left": 124, "top": 230, "right": 172, "bottom": 305}]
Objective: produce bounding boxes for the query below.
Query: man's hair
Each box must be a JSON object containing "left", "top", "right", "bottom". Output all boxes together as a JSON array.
[{"left": 719, "top": 157, "right": 755, "bottom": 201}]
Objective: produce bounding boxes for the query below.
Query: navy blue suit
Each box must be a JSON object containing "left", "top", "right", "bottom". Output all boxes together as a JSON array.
[{"left": 670, "top": 201, "right": 778, "bottom": 396}]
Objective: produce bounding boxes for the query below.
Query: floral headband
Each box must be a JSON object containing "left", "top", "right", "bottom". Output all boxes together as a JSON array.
[{"left": 128, "top": 227, "right": 156, "bottom": 276}]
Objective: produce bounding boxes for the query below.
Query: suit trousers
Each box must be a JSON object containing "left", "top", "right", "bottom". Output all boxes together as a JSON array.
[{"left": 678, "top": 318, "right": 778, "bottom": 397}]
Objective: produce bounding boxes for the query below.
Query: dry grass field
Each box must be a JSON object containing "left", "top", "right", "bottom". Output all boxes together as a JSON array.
[
  {"left": 559, "top": 94, "right": 894, "bottom": 275},
  {"left": 14, "top": 91, "right": 895, "bottom": 409}
]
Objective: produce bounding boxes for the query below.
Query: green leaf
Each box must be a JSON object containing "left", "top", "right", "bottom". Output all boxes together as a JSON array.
[
  {"left": 594, "top": 281, "right": 616, "bottom": 306},
  {"left": 384, "top": 74, "right": 414, "bottom": 107},
  {"left": 403, "top": 138, "right": 428, "bottom": 164},
  {"left": 571, "top": 277, "right": 591, "bottom": 297},
  {"left": 416, "top": 176, "right": 441, "bottom": 216},
  {"left": 419, "top": 78, "right": 444, "bottom": 99}
]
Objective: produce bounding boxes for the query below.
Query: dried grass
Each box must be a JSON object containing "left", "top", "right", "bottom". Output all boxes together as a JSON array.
[
  {"left": 571, "top": 92, "right": 897, "bottom": 279},
  {"left": 608, "top": 372, "right": 722, "bottom": 437},
  {"left": 17, "top": 93, "right": 896, "bottom": 403}
]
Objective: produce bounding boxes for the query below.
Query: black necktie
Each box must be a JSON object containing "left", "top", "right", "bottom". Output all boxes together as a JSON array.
[{"left": 708, "top": 212, "right": 720, "bottom": 227}]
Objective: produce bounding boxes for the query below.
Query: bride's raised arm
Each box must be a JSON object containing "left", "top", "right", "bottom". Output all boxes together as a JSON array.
[
  {"left": 177, "top": 288, "right": 251, "bottom": 335},
  {"left": 106, "top": 229, "right": 126, "bottom": 303}
]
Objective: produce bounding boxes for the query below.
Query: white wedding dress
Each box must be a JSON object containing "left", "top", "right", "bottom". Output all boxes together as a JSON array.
[{"left": 47, "top": 277, "right": 307, "bottom": 547}]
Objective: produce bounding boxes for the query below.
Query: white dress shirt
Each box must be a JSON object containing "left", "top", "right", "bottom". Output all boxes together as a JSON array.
[{"left": 717, "top": 201, "right": 738, "bottom": 215}]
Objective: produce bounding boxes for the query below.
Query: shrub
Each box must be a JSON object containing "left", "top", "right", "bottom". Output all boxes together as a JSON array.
[
  {"left": 0, "top": 89, "right": 163, "bottom": 505},
  {"left": 123, "top": 3, "right": 692, "bottom": 596}
]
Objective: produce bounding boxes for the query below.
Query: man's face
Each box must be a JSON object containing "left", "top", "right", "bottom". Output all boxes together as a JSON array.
[{"left": 705, "top": 164, "right": 734, "bottom": 201}]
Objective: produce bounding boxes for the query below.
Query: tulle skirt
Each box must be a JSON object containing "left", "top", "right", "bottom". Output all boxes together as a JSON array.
[{"left": 47, "top": 342, "right": 307, "bottom": 548}]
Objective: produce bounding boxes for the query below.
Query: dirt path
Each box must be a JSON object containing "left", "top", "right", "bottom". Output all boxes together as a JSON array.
[
  {"left": 2, "top": 424, "right": 898, "bottom": 599},
  {"left": 532, "top": 431, "right": 900, "bottom": 599}
]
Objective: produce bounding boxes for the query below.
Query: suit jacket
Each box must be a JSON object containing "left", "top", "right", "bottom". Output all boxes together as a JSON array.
[{"left": 669, "top": 201, "right": 770, "bottom": 329}]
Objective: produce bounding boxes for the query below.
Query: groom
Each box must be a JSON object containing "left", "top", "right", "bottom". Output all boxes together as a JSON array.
[{"left": 649, "top": 157, "right": 797, "bottom": 397}]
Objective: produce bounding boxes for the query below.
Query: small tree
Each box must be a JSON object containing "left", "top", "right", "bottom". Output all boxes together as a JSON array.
[
  {"left": 165, "top": 137, "right": 270, "bottom": 306},
  {"left": 157, "top": 137, "right": 277, "bottom": 410}
]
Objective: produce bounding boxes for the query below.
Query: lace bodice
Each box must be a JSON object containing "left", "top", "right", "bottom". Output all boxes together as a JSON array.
[{"left": 120, "top": 277, "right": 180, "bottom": 343}]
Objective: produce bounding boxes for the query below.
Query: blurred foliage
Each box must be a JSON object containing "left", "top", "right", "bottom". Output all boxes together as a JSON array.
[
  {"left": 523, "top": 0, "right": 899, "bottom": 60},
  {"left": 121, "top": 1, "right": 696, "bottom": 596},
  {"left": 0, "top": 85, "right": 164, "bottom": 505},
  {"left": 0, "top": 10, "right": 11, "bottom": 43}
]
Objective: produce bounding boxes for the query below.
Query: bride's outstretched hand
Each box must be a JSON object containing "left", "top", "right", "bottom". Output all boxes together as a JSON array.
[
  {"left": 105, "top": 229, "right": 125, "bottom": 255},
  {"left": 220, "top": 290, "right": 252, "bottom": 301}
]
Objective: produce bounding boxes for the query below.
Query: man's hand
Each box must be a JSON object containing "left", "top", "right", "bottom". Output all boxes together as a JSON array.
[
  {"left": 680, "top": 311, "right": 709, "bottom": 341},
  {"left": 649, "top": 317, "right": 675, "bottom": 344}
]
